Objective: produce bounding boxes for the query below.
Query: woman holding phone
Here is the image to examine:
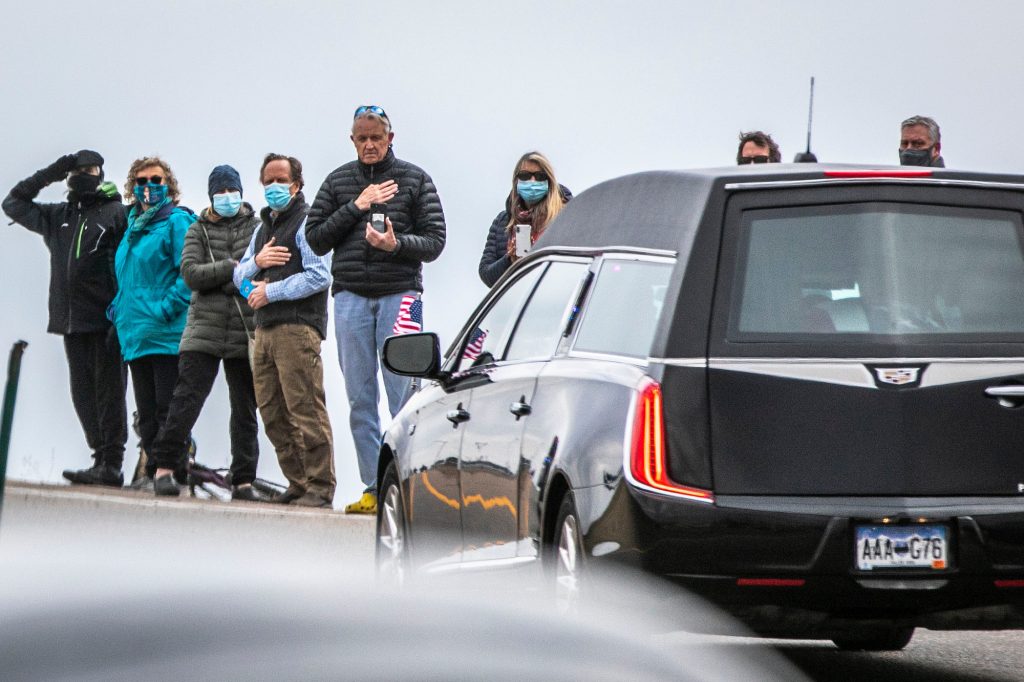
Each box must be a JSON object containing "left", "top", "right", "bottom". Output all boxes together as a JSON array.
[
  {"left": 109, "top": 156, "right": 195, "bottom": 495},
  {"left": 477, "top": 151, "right": 571, "bottom": 287}
]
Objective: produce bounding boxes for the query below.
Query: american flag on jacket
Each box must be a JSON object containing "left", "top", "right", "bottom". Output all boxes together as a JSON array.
[
  {"left": 392, "top": 295, "right": 423, "bottom": 335},
  {"left": 462, "top": 327, "right": 488, "bottom": 361}
]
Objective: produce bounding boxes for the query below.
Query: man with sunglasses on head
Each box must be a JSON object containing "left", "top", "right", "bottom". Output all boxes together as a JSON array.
[
  {"left": 306, "top": 105, "right": 446, "bottom": 515},
  {"left": 736, "top": 130, "right": 782, "bottom": 165},
  {"left": 3, "top": 151, "right": 129, "bottom": 487}
]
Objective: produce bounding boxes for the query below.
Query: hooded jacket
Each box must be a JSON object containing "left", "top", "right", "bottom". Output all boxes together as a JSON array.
[
  {"left": 179, "top": 204, "right": 259, "bottom": 358},
  {"left": 3, "top": 172, "right": 126, "bottom": 334},
  {"left": 305, "top": 148, "right": 446, "bottom": 297},
  {"left": 109, "top": 201, "right": 195, "bottom": 362}
]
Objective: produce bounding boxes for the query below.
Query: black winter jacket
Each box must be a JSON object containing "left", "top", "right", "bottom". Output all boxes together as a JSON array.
[
  {"left": 3, "top": 169, "right": 126, "bottom": 335},
  {"left": 306, "top": 148, "right": 446, "bottom": 297},
  {"left": 478, "top": 185, "right": 572, "bottom": 287},
  {"left": 179, "top": 205, "right": 259, "bottom": 359}
]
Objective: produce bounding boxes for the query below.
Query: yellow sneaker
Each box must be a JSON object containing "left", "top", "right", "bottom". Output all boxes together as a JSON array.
[{"left": 345, "top": 492, "right": 377, "bottom": 514}]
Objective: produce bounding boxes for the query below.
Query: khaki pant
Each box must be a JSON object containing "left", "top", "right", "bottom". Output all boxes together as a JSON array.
[{"left": 252, "top": 323, "right": 335, "bottom": 501}]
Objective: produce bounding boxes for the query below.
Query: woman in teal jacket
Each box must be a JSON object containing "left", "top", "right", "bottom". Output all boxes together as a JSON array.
[{"left": 110, "top": 156, "right": 194, "bottom": 491}]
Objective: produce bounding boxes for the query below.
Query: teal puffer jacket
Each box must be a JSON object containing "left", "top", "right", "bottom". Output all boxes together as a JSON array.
[{"left": 110, "top": 201, "right": 195, "bottom": 362}]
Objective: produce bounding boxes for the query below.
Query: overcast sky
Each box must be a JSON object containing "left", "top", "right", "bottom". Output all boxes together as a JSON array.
[{"left": 2, "top": 0, "right": 1022, "bottom": 501}]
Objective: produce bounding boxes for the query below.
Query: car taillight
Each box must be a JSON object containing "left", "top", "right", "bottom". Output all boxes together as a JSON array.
[
  {"left": 823, "top": 169, "right": 933, "bottom": 178},
  {"left": 629, "top": 379, "right": 714, "bottom": 503}
]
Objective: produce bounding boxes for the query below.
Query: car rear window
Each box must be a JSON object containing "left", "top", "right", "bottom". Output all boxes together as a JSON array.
[
  {"left": 732, "top": 203, "right": 1024, "bottom": 337},
  {"left": 574, "top": 259, "right": 673, "bottom": 358}
]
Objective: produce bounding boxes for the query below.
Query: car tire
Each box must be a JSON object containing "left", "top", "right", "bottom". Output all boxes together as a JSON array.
[
  {"left": 548, "top": 493, "right": 584, "bottom": 615},
  {"left": 831, "top": 625, "right": 914, "bottom": 651},
  {"left": 375, "top": 460, "right": 409, "bottom": 588}
]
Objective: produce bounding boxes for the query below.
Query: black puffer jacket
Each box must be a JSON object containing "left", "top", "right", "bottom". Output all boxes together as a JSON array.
[
  {"left": 306, "top": 148, "right": 446, "bottom": 297},
  {"left": 478, "top": 185, "right": 572, "bottom": 287},
  {"left": 178, "top": 205, "right": 258, "bottom": 359},
  {"left": 3, "top": 170, "right": 126, "bottom": 335}
]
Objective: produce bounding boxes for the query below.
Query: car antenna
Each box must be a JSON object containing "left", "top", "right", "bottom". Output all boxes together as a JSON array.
[{"left": 793, "top": 76, "right": 818, "bottom": 163}]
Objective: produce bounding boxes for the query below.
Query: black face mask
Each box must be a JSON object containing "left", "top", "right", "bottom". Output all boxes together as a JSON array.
[
  {"left": 899, "top": 147, "right": 934, "bottom": 167},
  {"left": 67, "top": 173, "right": 101, "bottom": 195}
]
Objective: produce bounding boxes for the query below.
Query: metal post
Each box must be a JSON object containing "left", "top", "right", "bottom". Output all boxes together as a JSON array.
[{"left": 0, "top": 341, "right": 29, "bottom": 518}]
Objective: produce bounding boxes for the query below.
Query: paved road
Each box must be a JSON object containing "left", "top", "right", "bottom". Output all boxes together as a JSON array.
[
  {"left": 3, "top": 481, "right": 1023, "bottom": 681},
  {"left": 0, "top": 480, "right": 374, "bottom": 564}
]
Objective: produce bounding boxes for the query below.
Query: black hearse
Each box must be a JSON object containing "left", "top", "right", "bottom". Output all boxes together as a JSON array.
[{"left": 378, "top": 164, "right": 1024, "bottom": 650}]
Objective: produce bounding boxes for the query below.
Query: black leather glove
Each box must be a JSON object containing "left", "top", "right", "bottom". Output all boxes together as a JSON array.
[{"left": 43, "top": 154, "right": 78, "bottom": 183}]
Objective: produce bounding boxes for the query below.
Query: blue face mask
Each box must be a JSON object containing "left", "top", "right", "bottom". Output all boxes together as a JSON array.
[
  {"left": 133, "top": 182, "right": 168, "bottom": 206},
  {"left": 212, "top": 191, "right": 242, "bottom": 218},
  {"left": 517, "top": 180, "right": 549, "bottom": 205},
  {"left": 264, "top": 183, "right": 293, "bottom": 211}
]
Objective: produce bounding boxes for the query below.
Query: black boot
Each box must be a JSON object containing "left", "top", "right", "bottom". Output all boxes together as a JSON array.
[
  {"left": 62, "top": 464, "right": 124, "bottom": 488},
  {"left": 154, "top": 473, "right": 180, "bottom": 497}
]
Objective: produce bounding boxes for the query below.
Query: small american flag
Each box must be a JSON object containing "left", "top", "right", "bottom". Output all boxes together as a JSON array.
[
  {"left": 392, "top": 295, "right": 423, "bottom": 334},
  {"left": 462, "top": 327, "right": 488, "bottom": 361}
]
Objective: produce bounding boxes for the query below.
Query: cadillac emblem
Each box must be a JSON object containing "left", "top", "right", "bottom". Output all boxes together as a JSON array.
[{"left": 875, "top": 367, "right": 920, "bottom": 386}]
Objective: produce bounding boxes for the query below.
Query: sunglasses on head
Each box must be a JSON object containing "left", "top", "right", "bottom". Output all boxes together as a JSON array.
[
  {"left": 354, "top": 105, "right": 389, "bottom": 119},
  {"left": 134, "top": 175, "right": 165, "bottom": 186},
  {"left": 516, "top": 170, "right": 549, "bottom": 182},
  {"left": 738, "top": 155, "right": 770, "bottom": 165}
]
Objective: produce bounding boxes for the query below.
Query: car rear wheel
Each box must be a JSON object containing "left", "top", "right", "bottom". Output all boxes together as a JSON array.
[
  {"left": 375, "top": 460, "right": 409, "bottom": 588},
  {"left": 551, "top": 494, "right": 584, "bottom": 615},
  {"left": 831, "top": 625, "right": 914, "bottom": 651}
]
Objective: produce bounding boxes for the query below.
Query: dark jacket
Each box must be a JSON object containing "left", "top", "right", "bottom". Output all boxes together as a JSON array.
[
  {"left": 305, "top": 148, "right": 446, "bottom": 297},
  {"left": 179, "top": 204, "right": 259, "bottom": 359},
  {"left": 478, "top": 185, "right": 572, "bottom": 287},
  {"left": 3, "top": 170, "right": 126, "bottom": 335},
  {"left": 253, "top": 193, "right": 329, "bottom": 339}
]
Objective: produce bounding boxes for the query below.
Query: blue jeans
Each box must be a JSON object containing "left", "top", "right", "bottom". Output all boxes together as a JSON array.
[{"left": 334, "top": 290, "right": 416, "bottom": 493}]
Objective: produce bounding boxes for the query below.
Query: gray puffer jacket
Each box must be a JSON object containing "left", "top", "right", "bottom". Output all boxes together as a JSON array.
[{"left": 179, "top": 204, "right": 258, "bottom": 358}]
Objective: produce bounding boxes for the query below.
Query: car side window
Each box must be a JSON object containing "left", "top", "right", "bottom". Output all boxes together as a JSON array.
[
  {"left": 456, "top": 264, "right": 547, "bottom": 371},
  {"left": 504, "top": 261, "right": 589, "bottom": 362},
  {"left": 573, "top": 259, "right": 674, "bottom": 358}
]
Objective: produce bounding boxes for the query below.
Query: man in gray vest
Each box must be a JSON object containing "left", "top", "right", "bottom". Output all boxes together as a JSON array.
[{"left": 233, "top": 153, "right": 335, "bottom": 508}]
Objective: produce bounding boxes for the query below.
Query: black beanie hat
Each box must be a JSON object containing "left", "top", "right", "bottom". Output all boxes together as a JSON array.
[
  {"left": 75, "top": 149, "right": 104, "bottom": 168},
  {"left": 74, "top": 149, "right": 105, "bottom": 181},
  {"left": 208, "top": 165, "right": 243, "bottom": 199}
]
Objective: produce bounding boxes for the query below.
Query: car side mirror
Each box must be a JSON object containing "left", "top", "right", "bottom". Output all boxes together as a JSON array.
[{"left": 382, "top": 332, "right": 443, "bottom": 378}]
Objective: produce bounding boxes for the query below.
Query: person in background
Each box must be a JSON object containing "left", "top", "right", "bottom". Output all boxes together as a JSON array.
[
  {"left": 2, "top": 150, "right": 128, "bottom": 486},
  {"left": 109, "top": 157, "right": 194, "bottom": 496},
  {"left": 234, "top": 154, "right": 335, "bottom": 508},
  {"left": 305, "top": 105, "right": 446, "bottom": 515},
  {"left": 736, "top": 131, "right": 782, "bottom": 165},
  {"left": 478, "top": 151, "right": 571, "bottom": 287},
  {"left": 899, "top": 115, "right": 945, "bottom": 167},
  {"left": 145, "top": 165, "right": 261, "bottom": 500}
]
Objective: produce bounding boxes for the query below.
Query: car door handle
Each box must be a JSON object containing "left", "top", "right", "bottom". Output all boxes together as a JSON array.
[
  {"left": 446, "top": 404, "right": 470, "bottom": 426},
  {"left": 984, "top": 385, "right": 1024, "bottom": 408},
  {"left": 509, "top": 399, "right": 532, "bottom": 419}
]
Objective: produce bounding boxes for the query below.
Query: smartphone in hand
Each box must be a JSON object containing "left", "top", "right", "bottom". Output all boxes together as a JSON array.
[
  {"left": 514, "top": 224, "right": 531, "bottom": 258},
  {"left": 239, "top": 278, "right": 254, "bottom": 298},
  {"left": 371, "top": 204, "right": 387, "bottom": 233}
]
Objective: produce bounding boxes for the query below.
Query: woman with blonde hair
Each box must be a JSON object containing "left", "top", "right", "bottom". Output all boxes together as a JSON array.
[
  {"left": 478, "top": 151, "right": 571, "bottom": 287},
  {"left": 108, "top": 156, "right": 195, "bottom": 495}
]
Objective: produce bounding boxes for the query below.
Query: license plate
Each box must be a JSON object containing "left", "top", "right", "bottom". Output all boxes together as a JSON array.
[{"left": 855, "top": 524, "right": 949, "bottom": 571}]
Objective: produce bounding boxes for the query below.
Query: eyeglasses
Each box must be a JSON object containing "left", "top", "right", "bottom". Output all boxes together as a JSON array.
[
  {"left": 354, "top": 105, "right": 389, "bottom": 120},
  {"left": 738, "top": 155, "right": 770, "bottom": 165},
  {"left": 134, "top": 175, "right": 165, "bottom": 186},
  {"left": 516, "top": 170, "right": 549, "bottom": 182}
]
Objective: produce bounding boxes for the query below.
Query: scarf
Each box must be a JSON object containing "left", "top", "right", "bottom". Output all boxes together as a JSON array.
[{"left": 130, "top": 196, "right": 172, "bottom": 231}]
